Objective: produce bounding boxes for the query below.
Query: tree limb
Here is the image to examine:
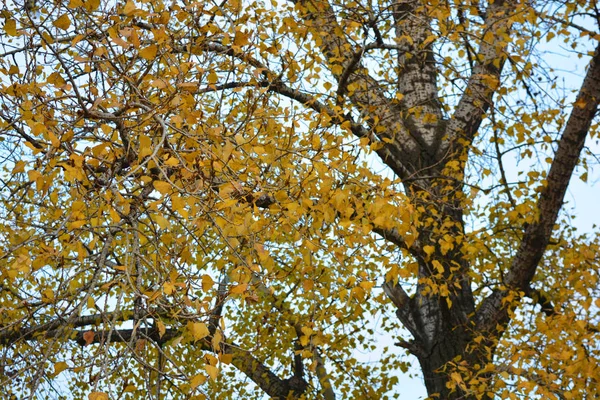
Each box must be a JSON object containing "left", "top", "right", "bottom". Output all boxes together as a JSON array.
[
  {"left": 442, "top": 0, "right": 514, "bottom": 158},
  {"left": 293, "top": 0, "right": 421, "bottom": 176},
  {"left": 0, "top": 311, "right": 125, "bottom": 344},
  {"left": 392, "top": 1, "right": 444, "bottom": 153},
  {"left": 476, "top": 41, "right": 600, "bottom": 333},
  {"left": 2, "top": 320, "right": 306, "bottom": 399}
]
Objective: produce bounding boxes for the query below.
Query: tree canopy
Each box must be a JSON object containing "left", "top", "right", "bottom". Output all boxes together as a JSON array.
[{"left": 1, "top": 0, "right": 599, "bottom": 399}]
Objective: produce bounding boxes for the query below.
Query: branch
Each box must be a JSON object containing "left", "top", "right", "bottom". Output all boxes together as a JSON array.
[
  {"left": 476, "top": 41, "right": 600, "bottom": 333},
  {"left": 442, "top": 0, "right": 514, "bottom": 158},
  {"left": 381, "top": 280, "right": 422, "bottom": 353},
  {"left": 0, "top": 33, "right": 103, "bottom": 58},
  {"left": 293, "top": 0, "right": 419, "bottom": 177},
  {"left": 2, "top": 319, "right": 306, "bottom": 399},
  {"left": 382, "top": 281, "right": 411, "bottom": 310},
  {"left": 335, "top": 40, "right": 403, "bottom": 98},
  {"left": 195, "top": 34, "right": 414, "bottom": 179},
  {"left": 525, "top": 287, "right": 559, "bottom": 317},
  {"left": 0, "top": 311, "right": 125, "bottom": 344},
  {"left": 496, "top": 364, "right": 567, "bottom": 400},
  {"left": 269, "top": 82, "right": 412, "bottom": 178},
  {"left": 314, "top": 351, "right": 336, "bottom": 400},
  {"left": 0, "top": 113, "right": 45, "bottom": 149},
  {"left": 392, "top": 1, "right": 444, "bottom": 152}
]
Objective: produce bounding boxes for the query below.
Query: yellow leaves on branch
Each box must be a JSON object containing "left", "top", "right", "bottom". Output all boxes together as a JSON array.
[{"left": 1, "top": 0, "right": 598, "bottom": 399}]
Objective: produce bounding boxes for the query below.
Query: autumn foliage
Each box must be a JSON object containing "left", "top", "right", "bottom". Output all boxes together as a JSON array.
[{"left": 0, "top": 0, "right": 599, "bottom": 399}]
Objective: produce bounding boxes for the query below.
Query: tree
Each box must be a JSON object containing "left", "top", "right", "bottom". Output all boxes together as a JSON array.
[{"left": 0, "top": 0, "right": 599, "bottom": 398}]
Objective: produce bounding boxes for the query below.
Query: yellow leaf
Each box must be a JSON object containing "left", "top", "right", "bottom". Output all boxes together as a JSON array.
[
  {"left": 156, "top": 319, "right": 166, "bottom": 338},
  {"left": 207, "top": 71, "right": 218, "bottom": 84},
  {"left": 53, "top": 14, "right": 71, "bottom": 30},
  {"left": 190, "top": 373, "right": 207, "bottom": 389},
  {"left": 164, "top": 156, "right": 179, "bottom": 166},
  {"left": 69, "top": 220, "right": 87, "bottom": 229},
  {"left": 211, "top": 330, "right": 222, "bottom": 349},
  {"left": 300, "top": 335, "right": 310, "bottom": 346},
  {"left": 189, "top": 322, "right": 209, "bottom": 341},
  {"left": 88, "top": 392, "right": 108, "bottom": 400},
  {"left": 151, "top": 79, "right": 167, "bottom": 89},
  {"left": 432, "top": 260, "right": 444, "bottom": 273},
  {"left": 12, "top": 161, "right": 26, "bottom": 174},
  {"left": 331, "top": 64, "right": 343, "bottom": 75},
  {"left": 154, "top": 214, "right": 171, "bottom": 229},
  {"left": 47, "top": 131, "right": 61, "bottom": 148},
  {"left": 4, "top": 19, "right": 18, "bottom": 36},
  {"left": 450, "top": 371, "right": 464, "bottom": 385},
  {"left": 53, "top": 361, "right": 69, "bottom": 376},
  {"left": 31, "top": 122, "right": 46, "bottom": 135},
  {"left": 423, "top": 245, "right": 435, "bottom": 257},
  {"left": 47, "top": 72, "right": 66, "bottom": 87},
  {"left": 68, "top": 0, "right": 83, "bottom": 8},
  {"left": 219, "top": 353, "right": 233, "bottom": 364},
  {"left": 201, "top": 274, "right": 214, "bottom": 292},
  {"left": 233, "top": 30, "right": 250, "bottom": 47},
  {"left": 123, "top": 385, "right": 136, "bottom": 393},
  {"left": 153, "top": 181, "right": 171, "bottom": 195},
  {"left": 138, "top": 134, "right": 152, "bottom": 158},
  {"left": 205, "top": 365, "right": 219, "bottom": 380},
  {"left": 574, "top": 97, "right": 587, "bottom": 109},
  {"left": 205, "top": 354, "right": 218, "bottom": 366},
  {"left": 177, "top": 82, "right": 198, "bottom": 92},
  {"left": 230, "top": 283, "right": 247, "bottom": 294},
  {"left": 122, "top": 0, "right": 137, "bottom": 15},
  {"left": 83, "top": 0, "right": 100, "bottom": 11},
  {"left": 139, "top": 44, "right": 158, "bottom": 60},
  {"left": 163, "top": 282, "right": 175, "bottom": 295}
]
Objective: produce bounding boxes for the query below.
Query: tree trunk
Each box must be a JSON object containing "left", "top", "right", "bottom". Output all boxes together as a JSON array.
[
  {"left": 398, "top": 191, "right": 492, "bottom": 399},
  {"left": 413, "top": 298, "right": 493, "bottom": 400}
]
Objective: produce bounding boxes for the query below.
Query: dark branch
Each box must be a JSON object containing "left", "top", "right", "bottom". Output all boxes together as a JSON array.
[
  {"left": 476, "top": 41, "right": 600, "bottom": 333},
  {"left": 3, "top": 322, "right": 307, "bottom": 400}
]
